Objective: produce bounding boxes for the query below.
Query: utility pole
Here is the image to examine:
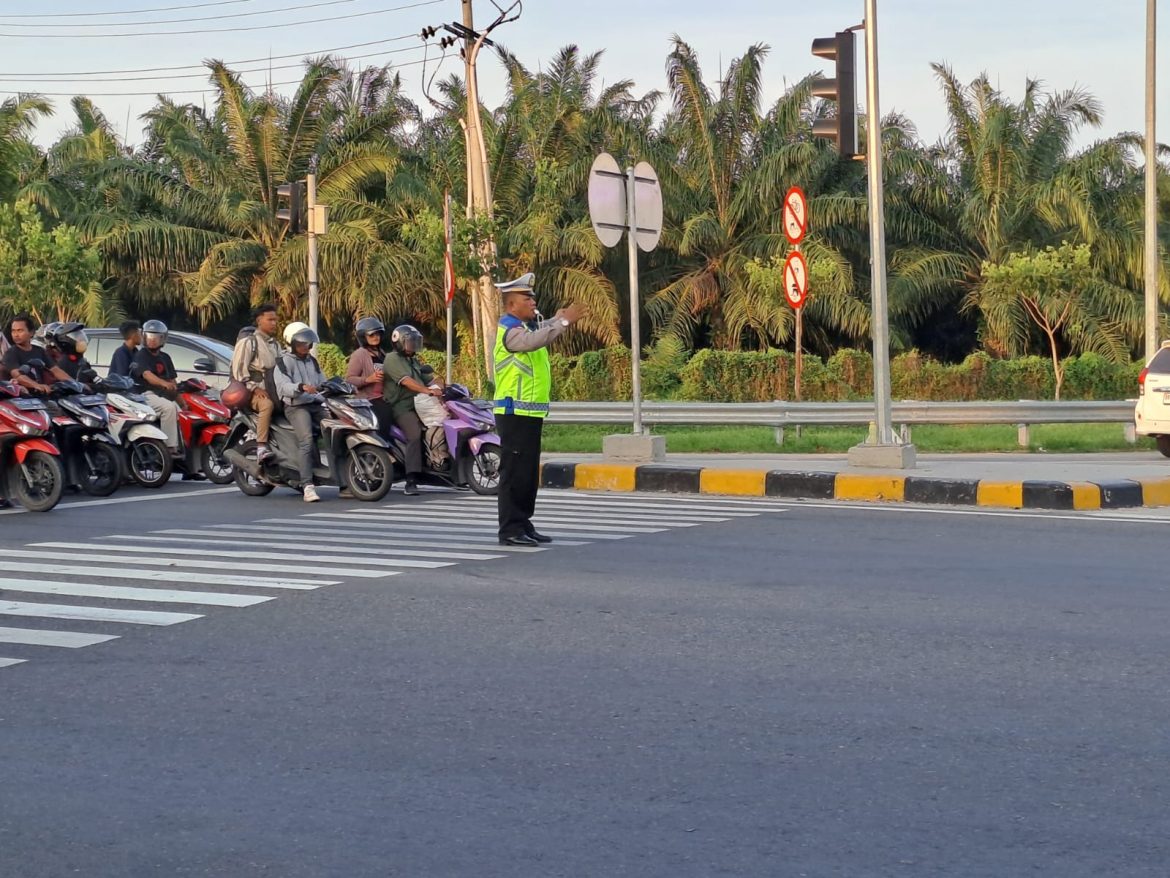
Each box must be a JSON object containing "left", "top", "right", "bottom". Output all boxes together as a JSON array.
[
  {"left": 1145, "top": 0, "right": 1160, "bottom": 361},
  {"left": 462, "top": 0, "right": 498, "bottom": 382}
]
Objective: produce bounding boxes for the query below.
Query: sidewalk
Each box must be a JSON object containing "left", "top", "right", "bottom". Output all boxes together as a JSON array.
[{"left": 537, "top": 452, "right": 1170, "bottom": 510}]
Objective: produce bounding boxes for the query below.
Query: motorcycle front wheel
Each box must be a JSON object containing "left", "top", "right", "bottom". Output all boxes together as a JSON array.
[
  {"left": 9, "top": 451, "right": 65, "bottom": 512},
  {"left": 201, "top": 435, "right": 235, "bottom": 484},
  {"left": 81, "top": 441, "right": 125, "bottom": 497},
  {"left": 128, "top": 438, "right": 173, "bottom": 489},
  {"left": 459, "top": 442, "right": 501, "bottom": 495},
  {"left": 344, "top": 445, "right": 392, "bottom": 502}
]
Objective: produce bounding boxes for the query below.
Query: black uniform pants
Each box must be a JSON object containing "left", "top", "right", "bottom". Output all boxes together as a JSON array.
[
  {"left": 496, "top": 412, "right": 543, "bottom": 539},
  {"left": 393, "top": 409, "right": 424, "bottom": 476}
]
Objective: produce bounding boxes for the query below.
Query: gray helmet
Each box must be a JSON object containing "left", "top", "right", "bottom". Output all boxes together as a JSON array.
[
  {"left": 355, "top": 316, "right": 385, "bottom": 347},
  {"left": 142, "top": 319, "right": 168, "bottom": 349},
  {"left": 390, "top": 324, "right": 422, "bottom": 356},
  {"left": 33, "top": 321, "right": 62, "bottom": 350},
  {"left": 50, "top": 322, "right": 89, "bottom": 356},
  {"left": 289, "top": 326, "right": 319, "bottom": 352}
]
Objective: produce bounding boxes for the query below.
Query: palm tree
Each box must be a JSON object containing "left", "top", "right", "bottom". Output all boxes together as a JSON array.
[
  {"left": 77, "top": 58, "right": 432, "bottom": 336},
  {"left": 888, "top": 65, "right": 1149, "bottom": 362}
]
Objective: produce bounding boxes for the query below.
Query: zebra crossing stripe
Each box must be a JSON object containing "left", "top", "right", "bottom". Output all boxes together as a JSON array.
[
  {"left": 21, "top": 551, "right": 397, "bottom": 579},
  {"left": 0, "top": 657, "right": 25, "bottom": 668},
  {"left": 410, "top": 501, "right": 734, "bottom": 523},
  {"left": 334, "top": 509, "right": 665, "bottom": 533},
  {"left": 0, "top": 627, "right": 119, "bottom": 648},
  {"left": 103, "top": 534, "right": 506, "bottom": 563},
  {"left": 33, "top": 542, "right": 456, "bottom": 571},
  {"left": 305, "top": 514, "right": 631, "bottom": 540},
  {"left": 0, "top": 601, "right": 201, "bottom": 627},
  {"left": 190, "top": 525, "right": 550, "bottom": 552},
  {"left": 14, "top": 562, "right": 330, "bottom": 591},
  {"left": 0, "top": 579, "right": 272, "bottom": 608}
]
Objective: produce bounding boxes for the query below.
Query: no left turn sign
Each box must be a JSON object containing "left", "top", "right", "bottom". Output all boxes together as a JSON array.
[
  {"left": 783, "top": 186, "right": 808, "bottom": 246},
  {"left": 783, "top": 251, "right": 809, "bottom": 308}
]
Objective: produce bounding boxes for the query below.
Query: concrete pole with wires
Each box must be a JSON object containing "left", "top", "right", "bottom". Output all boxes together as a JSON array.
[{"left": 462, "top": 0, "right": 499, "bottom": 382}]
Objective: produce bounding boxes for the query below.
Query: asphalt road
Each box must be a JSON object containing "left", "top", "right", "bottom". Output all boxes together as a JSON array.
[{"left": 1, "top": 484, "right": 1167, "bottom": 877}]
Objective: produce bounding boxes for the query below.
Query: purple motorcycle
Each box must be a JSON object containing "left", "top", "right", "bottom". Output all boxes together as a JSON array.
[{"left": 388, "top": 383, "right": 501, "bottom": 494}]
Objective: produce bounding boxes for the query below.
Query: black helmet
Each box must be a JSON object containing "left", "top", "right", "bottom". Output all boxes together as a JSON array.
[
  {"left": 289, "top": 326, "right": 319, "bottom": 352},
  {"left": 142, "top": 319, "right": 168, "bottom": 349},
  {"left": 355, "top": 316, "right": 385, "bottom": 347},
  {"left": 390, "top": 324, "right": 422, "bottom": 356},
  {"left": 50, "top": 322, "right": 89, "bottom": 356},
  {"left": 33, "top": 321, "right": 61, "bottom": 350}
]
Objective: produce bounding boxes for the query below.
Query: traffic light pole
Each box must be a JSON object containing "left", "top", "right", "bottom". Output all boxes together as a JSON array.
[
  {"left": 1145, "top": 0, "right": 1159, "bottom": 361},
  {"left": 306, "top": 172, "right": 319, "bottom": 338},
  {"left": 846, "top": 0, "right": 915, "bottom": 468}
]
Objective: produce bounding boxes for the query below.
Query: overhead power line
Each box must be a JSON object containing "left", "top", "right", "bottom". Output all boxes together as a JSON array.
[
  {"left": 0, "top": 0, "right": 253, "bottom": 18},
  {"left": 0, "top": 56, "right": 430, "bottom": 97},
  {"left": 0, "top": 36, "right": 416, "bottom": 77},
  {"left": 0, "top": 0, "right": 367, "bottom": 28},
  {"left": 0, "top": 45, "right": 425, "bottom": 83},
  {"left": 0, "top": 0, "right": 443, "bottom": 38}
]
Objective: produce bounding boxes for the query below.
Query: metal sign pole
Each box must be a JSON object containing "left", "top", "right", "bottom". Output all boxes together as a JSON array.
[
  {"left": 626, "top": 166, "right": 644, "bottom": 436},
  {"left": 795, "top": 300, "right": 804, "bottom": 402},
  {"left": 306, "top": 172, "right": 319, "bottom": 337},
  {"left": 444, "top": 191, "right": 454, "bottom": 384}
]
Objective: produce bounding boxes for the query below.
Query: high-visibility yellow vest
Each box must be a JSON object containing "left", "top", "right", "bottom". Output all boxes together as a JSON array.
[{"left": 493, "top": 316, "right": 551, "bottom": 418}]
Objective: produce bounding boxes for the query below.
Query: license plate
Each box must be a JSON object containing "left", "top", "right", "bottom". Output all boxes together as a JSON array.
[
  {"left": 12, "top": 398, "right": 45, "bottom": 411},
  {"left": 76, "top": 395, "right": 106, "bottom": 406}
]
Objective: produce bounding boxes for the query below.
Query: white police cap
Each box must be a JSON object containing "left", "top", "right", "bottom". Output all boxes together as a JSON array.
[{"left": 494, "top": 272, "right": 536, "bottom": 297}]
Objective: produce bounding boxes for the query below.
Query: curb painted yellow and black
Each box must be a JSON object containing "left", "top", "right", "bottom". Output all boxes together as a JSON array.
[{"left": 538, "top": 462, "right": 1170, "bottom": 510}]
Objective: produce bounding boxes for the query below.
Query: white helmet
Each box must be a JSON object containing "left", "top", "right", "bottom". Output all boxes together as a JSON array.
[{"left": 283, "top": 321, "right": 311, "bottom": 345}]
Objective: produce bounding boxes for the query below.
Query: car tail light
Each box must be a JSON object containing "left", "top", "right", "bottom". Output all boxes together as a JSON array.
[{"left": 1139, "top": 367, "right": 1149, "bottom": 394}]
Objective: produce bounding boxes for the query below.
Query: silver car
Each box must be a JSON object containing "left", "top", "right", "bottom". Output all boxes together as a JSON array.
[{"left": 86, "top": 328, "right": 236, "bottom": 391}]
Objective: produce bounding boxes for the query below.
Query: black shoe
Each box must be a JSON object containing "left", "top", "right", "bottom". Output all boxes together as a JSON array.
[
  {"left": 499, "top": 534, "right": 539, "bottom": 547},
  {"left": 0, "top": 499, "right": 12, "bottom": 509},
  {"left": 526, "top": 530, "right": 553, "bottom": 544},
  {"left": 403, "top": 479, "right": 420, "bottom": 496}
]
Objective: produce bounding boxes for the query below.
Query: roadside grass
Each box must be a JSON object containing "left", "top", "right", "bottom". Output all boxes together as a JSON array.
[{"left": 541, "top": 423, "right": 1157, "bottom": 455}]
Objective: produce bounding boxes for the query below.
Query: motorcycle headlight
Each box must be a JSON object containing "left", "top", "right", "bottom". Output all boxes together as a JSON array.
[
  {"left": 18, "top": 422, "right": 35, "bottom": 435},
  {"left": 79, "top": 412, "right": 104, "bottom": 429},
  {"left": 334, "top": 403, "right": 377, "bottom": 431}
]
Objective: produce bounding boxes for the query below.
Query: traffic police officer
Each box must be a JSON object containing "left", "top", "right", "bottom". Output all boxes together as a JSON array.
[{"left": 493, "top": 273, "right": 583, "bottom": 546}]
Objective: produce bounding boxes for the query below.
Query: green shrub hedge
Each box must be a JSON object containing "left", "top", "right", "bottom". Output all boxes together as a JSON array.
[{"left": 325, "top": 344, "right": 1142, "bottom": 402}]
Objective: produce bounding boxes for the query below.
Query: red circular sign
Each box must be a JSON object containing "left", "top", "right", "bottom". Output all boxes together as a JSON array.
[
  {"left": 783, "top": 186, "right": 809, "bottom": 246},
  {"left": 783, "top": 251, "right": 809, "bottom": 309}
]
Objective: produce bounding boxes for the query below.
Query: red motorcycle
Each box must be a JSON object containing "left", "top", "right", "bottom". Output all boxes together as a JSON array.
[
  {"left": 0, "top": 380, "right": 65, "bottom": 512},
  {"left": 176, "top": 378, "right": 233, "bottom": 484}
]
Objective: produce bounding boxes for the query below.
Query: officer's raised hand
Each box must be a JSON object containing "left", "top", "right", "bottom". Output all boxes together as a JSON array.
[{"left": 556, "top": 303, "right": 585, "bottom": 325}]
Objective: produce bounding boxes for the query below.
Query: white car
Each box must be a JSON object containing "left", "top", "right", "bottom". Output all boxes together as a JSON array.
[
  {"left": 1134, "top": 341, "right": 1170, "bottom": 457},
  {"left": 86, "top": 328, "right": 236, "bottom": 391}
]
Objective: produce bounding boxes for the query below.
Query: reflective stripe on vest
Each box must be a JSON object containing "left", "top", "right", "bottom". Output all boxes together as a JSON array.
[{"left": 492, "top": 321, "right": 551, "bottom": 419}]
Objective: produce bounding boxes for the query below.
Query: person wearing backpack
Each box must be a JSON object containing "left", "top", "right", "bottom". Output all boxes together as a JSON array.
[
  {"left": 274, "top": 323, "right": 328, "bottom": 503},
  {"left": 229, "top": 303, "right": 281, "bottom": 461}
]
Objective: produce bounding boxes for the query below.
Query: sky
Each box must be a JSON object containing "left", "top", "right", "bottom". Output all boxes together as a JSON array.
[{"left": 3, "top": 0, "right": 1167, "bottom": 151}]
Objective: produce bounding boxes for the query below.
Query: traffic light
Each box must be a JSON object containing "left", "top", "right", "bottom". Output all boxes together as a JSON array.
[
  {"left": 810, "top": 30, "right": 858, "bottom": 159},
  {"left": 276, "top": 181, "right": 305, "bottom": 234}
]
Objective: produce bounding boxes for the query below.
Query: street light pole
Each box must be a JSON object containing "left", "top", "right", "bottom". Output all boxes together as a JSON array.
[{"left": 1145, "top": 0, "right": 1160, "bottom": 360}]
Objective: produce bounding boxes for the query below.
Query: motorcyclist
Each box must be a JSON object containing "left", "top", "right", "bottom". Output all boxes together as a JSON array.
[
  {"left": 275, "top": 322, "right": 328, "bottom": 503},
  {"left": 47, "top": 323, "right": 94, "bottom": 382},
  {"left": 383, "top": 324, "right": 440, "bottom": 496},
  {"left": 3, "top": 315, "right": 65, "bottom": 394},
  {"left": 131, "top": 319, "right": 181, "bottom": 457}
]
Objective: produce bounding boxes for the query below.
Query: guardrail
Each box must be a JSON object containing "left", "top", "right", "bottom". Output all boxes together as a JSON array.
[{"left": 547, "top": 400, "right": 1139, "bottom": 446}]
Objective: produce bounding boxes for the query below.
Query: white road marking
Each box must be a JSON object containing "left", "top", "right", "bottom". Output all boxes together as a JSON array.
[
  {"left": 195, "top": 525, "right": 550, "bottom": 552},
  {"left": 335, "top": 510, "right": 664, "bottom": 534},
  {"left": 22, "top": 551, "right": 398, "bottom": 579},
  {"left": 13, "top": 562, "right": 330, "bottom": 591},
  {"left": 33, "top": 543, "right": 452, "bottom": 571},
  {"left": 452, "top": 495, "right": 764, "bottom": 518},
  {"left": 304, "top": 514, "right": 633, "bottom": 540},
  {"left": 0, "top": 657, "right": 26, "bottom": 668},
  {"left": 103, "top": 534, "right": 505, "bottom": 562},
  {"left": 0, "top": 579, "right": 271, "bottom": 607},
  {"left": 0, "top": 627, "right": 119, "bottom": 648},
  {"left": 0, "top": 486, "right": 234, "bottom": 516},
  {"left": 0, "top": 601, "right": 201, "bottom": 626},
  {"left": 409, "top": 501, "right": 733, "bottom": 523}
]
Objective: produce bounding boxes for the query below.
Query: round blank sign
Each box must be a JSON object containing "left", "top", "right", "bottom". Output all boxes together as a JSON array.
[{"left": 588, "top": 152, "right": 626, "bottom": 248}]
